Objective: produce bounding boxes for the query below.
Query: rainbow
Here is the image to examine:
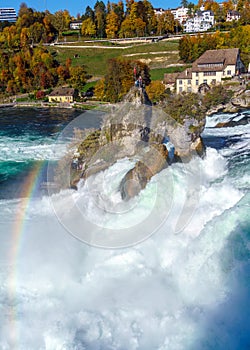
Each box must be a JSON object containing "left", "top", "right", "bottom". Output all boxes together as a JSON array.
[{"left": 8, "top": 161, "right": 47, "bottom": 348}]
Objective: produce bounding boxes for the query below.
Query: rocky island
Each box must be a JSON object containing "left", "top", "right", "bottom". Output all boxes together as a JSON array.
[{"left": 69, "top": 86, "right": 206, "bottom": 199}]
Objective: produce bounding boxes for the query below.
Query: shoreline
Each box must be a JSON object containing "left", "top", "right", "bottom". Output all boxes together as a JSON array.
[{"left": 0, "top": 100, "right": 107, "bottom": 111}]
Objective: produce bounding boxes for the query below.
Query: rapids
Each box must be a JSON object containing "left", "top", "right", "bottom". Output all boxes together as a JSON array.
[{"left": 0, "top": 108, "right": 249, "bottom": 350}]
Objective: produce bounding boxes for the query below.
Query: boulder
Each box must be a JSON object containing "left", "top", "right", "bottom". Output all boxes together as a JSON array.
[{"left": 120, "top": 144, "right": 168, "bottom": 200}]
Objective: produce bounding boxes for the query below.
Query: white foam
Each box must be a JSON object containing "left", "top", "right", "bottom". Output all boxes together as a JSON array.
[
  {"left": 0, "top": 135, "right": 67, "bottom": 162},
  {"left": 0, "top": 119, "right": 249, "bottom": 349}
]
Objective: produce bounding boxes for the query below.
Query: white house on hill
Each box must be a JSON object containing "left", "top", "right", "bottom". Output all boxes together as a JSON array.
[
  {"left": 170, "top": 7, "right": 189, "bottom": 24},
  {"left": 176, "top": 48, "right": 245, "bottom": 93},
  {"left": 184, "top": 9, "right": 214, "bottom": 32}
]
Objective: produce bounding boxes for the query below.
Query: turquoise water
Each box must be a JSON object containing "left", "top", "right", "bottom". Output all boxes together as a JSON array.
[{"left": 0, "top": 107, "right": 249, "bottom": 349}]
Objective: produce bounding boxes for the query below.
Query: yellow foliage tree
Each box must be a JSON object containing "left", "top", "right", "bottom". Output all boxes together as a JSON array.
[
  {"left": 106, "top": 10, "right": 119, "bottom": 38},
  {"left": 94, "top": 78, "right": 105, "bottom": 100},
  {"left": 81, "top": 18, "right": 96, "bottom": 37},
  {"left": 146, "top": 81, "right": 166, "bottom": 102}
]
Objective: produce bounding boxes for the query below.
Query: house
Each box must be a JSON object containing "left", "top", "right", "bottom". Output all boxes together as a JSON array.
[
  {"left": 176, "top": 48, "right": 245, "bottom": 93},
  {"left": 184, "top": 10, "right": 214, "bottom": 32},
  {"left": 170, "top": 7, "right": 189, "bottom": 24},
  {"left": 70, "top": 21, "right": 82, "bottom": 30},
  {"left": 48, "top": 87, "right": 77, "bottom": 103},
  {"left": 154, "top": 8, "right": 165, "bottom": 16},
  {"left": 163, "top": 73, "right": 179, "bottom": 91},
  {"left": 226, "top": 10, "right": 241, "bottom": 22}
]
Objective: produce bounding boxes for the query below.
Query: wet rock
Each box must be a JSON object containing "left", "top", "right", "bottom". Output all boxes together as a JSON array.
[{"left": 120, "top": 144, "right": 168, "bottom": 200}]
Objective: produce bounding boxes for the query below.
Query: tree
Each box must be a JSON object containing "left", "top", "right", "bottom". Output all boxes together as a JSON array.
[
  {"left": 157, "top": 10, "right": 175, "bottom": 35},
  {"left": 94, "top": 1, "right": 106, "bottom": 38},
  {"left": 142, "top": 0, "right": 157, "bottom": 34},
  {"left": 134, "top": 17, "right": 146, "bottom": 36},
  {"left": 114, "top": 1, "right": 125, "bottom": 25},
  {"left": 69, "top": 66, "right": 87, "bottom": 90},
  {"left": 119, "top": 17, "right": 134, "bottom": 37},
  {"left": 99, "top": 58, "right": 150, "bottom": 102},
  {"left": 81, "top": 18, "right": 96, "bottom": 37},
  {"left": 181, "top": 0, "right": 188, "bottom": 8},
  {"left": 146, "top": 81, "right": 165, "bottom": 102},
  {"left": 29, "top": 22, "right": 46, "bottom": 44},
  {"left": 239, "top": 1, "right": 250, "bottom": 25},
  {"left": 52, "top": 10, "right": 71, "bottom": 39},
  {"left": 106, "top": 10, "right": 119, "bottom": 38},
  {"left": 94, "top": 78, "right": 105, "bottom": 100},
  {"left": 83, "top": 6, "right": 95, "bottom": 21}
]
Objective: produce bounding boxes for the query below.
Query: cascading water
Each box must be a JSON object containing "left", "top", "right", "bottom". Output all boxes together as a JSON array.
[{"left": 0, "top": 107, "right": 249, "bottom": 349}]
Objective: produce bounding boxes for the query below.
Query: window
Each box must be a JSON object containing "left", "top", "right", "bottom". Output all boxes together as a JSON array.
[
  {"left": 227, "top": 70, "right": 231, "bottom": 75},
  {"left": 188, "top": 79, "right": 191, "bottom": 84},
  {"left": 212, "top": 79, "right": 216, "bottom": 85},
  {"left": 203, "top": 79, "right": 207, "bottom": 84},
  {"left": 179, "top": 87, "right": 183, "bottom": 92},
  {"left": 187, "top": 87, "right": 192, "bottom": 92},
  {"left": 204, "top": 71, "right": 216, "bottom": 76},
  {"left": 196, "top": 80, "right": 199, "bottom": 85},
  {"left": 179, "top": 80, "right": 182, "bottom": 85},
  {"left": 196, "top": 72, "right": 198, "bottom": 77}
]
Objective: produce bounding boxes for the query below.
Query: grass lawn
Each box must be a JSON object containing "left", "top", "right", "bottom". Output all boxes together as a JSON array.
[{"left": 48, "top": 40, "right": 180, "bottom": 78}]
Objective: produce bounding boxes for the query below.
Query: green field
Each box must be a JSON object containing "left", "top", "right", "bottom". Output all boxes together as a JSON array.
[{"left": 49, "top": 40, "right": 181, "bottom": 78}]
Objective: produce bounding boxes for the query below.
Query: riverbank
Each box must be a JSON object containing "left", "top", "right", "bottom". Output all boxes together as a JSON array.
[{"left": 0, "top": 100, "right": 110, "bottom": 111}]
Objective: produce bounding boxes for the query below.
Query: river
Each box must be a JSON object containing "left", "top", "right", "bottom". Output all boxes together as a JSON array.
[{"left": 0, "top": 107, "right": 249, "bottom": 349}]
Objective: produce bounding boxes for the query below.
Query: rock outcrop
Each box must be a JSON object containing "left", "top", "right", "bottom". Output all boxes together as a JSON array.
[
  {"left": 70, "top": 87, "right": 206, "bottom": 198},
  {"left": 206, "top": 89, "right": 250, "bottom": 115}
]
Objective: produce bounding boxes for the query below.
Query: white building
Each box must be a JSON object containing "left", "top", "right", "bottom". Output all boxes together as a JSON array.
[
  {"left": 0, "top": 8, "right": 17, "bottom": 22},
  {"left": 184, "top": 10, "right": 214, "bottom": 32},
  {"left": 154, "top": 8, "right": 165, "bottom": 16},
  {"left": 70, "top": 21, "right": 82, "bottom": 30},
  {"left": 170, "top": 7, "right": 189, "bottom": 24},
  {"left": 226, "top": 10, "right": 241, "bottom": 22}
]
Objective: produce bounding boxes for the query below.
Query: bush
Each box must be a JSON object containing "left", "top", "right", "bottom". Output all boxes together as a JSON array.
[
  {"left": 203, "top": 85, "right": 234, "bottom": 109},
  {"left": 36, "top": 90, "right": 45, "bottom": 99}
]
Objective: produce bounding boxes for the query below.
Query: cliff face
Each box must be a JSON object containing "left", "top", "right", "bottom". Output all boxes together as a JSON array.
[{"left": 71, "top": 87, "right": 206, "bottom": 198}]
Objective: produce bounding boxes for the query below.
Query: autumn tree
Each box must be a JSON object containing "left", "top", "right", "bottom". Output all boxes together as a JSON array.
[
  {"left": 69, "top": 66, "right": 87, "bottom": 90},
  {"left": 114, "top": 1, "right": 125, "bottom": 26},
  {"left": 106, "top": 10, "right": 119, "bottom": 37},
  {"left": 239, "top": 1, "right": 250, "bottom": 25},
  {"left": 157, "top": 10, "right": 175, "bottom": 35},
  {"left": 52, "top": 10, "right": 71, "bottom": 39},
  {"left": 146, "top": 81, "right": 165, "bottom": 103},
  {"left": 119, "top": 17, "right": 133, "bottom": 37},
  {"left": 94, "top": 78, "right": 106, "bottom": 100},
  {"left": 81, "top": 18, "right": 96, "bottom": 37},
  {"left": 98, "top": 58, "right": 150, "bottom": 102}
]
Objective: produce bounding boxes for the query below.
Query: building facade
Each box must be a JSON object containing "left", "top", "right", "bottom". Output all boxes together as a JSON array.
[
  {"left": 70, "top": 21, "right": 82, "bottom": 30},
  {"left": 48, "top": 88, "right": 77, "bottom": 103},
  {"left": 170, "top": 7, "right": 189, "bottom": 24},
  {"left": 0, "top": 8, "right": 17, "bottom": 22},
  {"left": 226, "top": 10, "right": 241, "bottom": 22},
  {"left": 176, "top": 48, "right": 245, "bottom": 94},
  {"left": 184, "top": 10, "right": 214, "bottom": 32}
]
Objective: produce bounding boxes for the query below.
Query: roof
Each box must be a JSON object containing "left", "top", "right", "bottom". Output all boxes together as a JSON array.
[
  {"left": 49, "top": 87, "right": 75, "bottom": 97},
  {"left": 176, "top": 68, "right": 192, "bottom": 79},
  {"left": 163, "top": 72, "right": 179, "bottom": 84},
  {"left": 192, "top": 48, "right": 240, "bottom": 72},
  {"left": 227, "top": 10, "right": 240, "bottom": 15}
]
